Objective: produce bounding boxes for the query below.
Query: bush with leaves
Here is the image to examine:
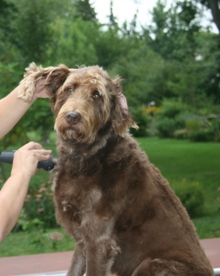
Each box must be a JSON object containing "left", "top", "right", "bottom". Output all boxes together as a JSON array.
[
  {"left": 130, "top": 107, "right": 151, "bottom": 137},
  {"left": 183, "top": 116, "right": 220, "bottom": 142},
  {"left": 155, "top": 99, "right": 189, "bottom": 138},
  {"left": 171, "top": 179, "right": 205, "bottom": 218},
  {"left": 19, "top": 180, "right": 57, "bottom": 230}
]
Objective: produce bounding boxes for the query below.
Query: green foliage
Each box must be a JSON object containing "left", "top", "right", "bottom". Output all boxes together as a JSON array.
[
  {"left": 180, "top": 116, "right": 220, "bottom": 142},
  {"left": 0, "top": 62, "right": 22, "bottom": 94},
  {"left": 0, "top": 0, "right": 219, "bottom": 121},
  {"left": 50, "top": 17, "right": 98, "bottom": 67},
  {"left": 185, "top": 118, "right": 203, "bottom": 132},
  {"left": 155, "top": 99, "right": 188, "bottom": 138},
  {"left": 110, "top": 42, "right": 165, "bottom": 106},
  {"left": 0, "top": 226, "right": 74, "bottom": 257},
  {"left": 157, "top": 99, "right": 189, "bottom": 118},
  {"left": 147, "top": 0, "right": 200, "bottom": 61},
  {"left": 20, "top": 99, "right": 54, "bottom": 143},
  {"left": 171, "top": 179, "right": 205, "bottom": 218},
  {"left": 19, "top": 181, "right": 57, "bottom": 230},
  {"left": 130, "top": 107, "right": 151, "bottom": 137},
  {"left": 74, "top": 0, "right": 97, "bottom": 21},
  {"left": 188, "top": 128, "right": 214, "bottom": 142},
  {"left": 11, "top": 0, "right": 55, "bottom": 67},
  {"left": 212, "top": 119, "right": 220, "bottom": 141},
  {"left": 156, "top": 118, "right": 177, "bottom": 138},
  {"left": 94, "top": 25, "right": 129, "bottom": 68},
  {"left": 0, "top": 125, "right": 29, "bottom": 152}
]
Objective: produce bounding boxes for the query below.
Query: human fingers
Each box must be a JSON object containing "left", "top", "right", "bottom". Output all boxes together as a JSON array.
[
  {"left": 35, "top": 79, "right": 51, "bottom": 99},
  {"left": 16, "top": 143, "right": 52, "bottom": 162},
  {"left": 32, "top": 149, "right": 52, "bottom": 162},
  {"left": 20, "top": 141, "right": 43, "bottom": 151},
  {"left": 12, "top": 148, "right": 52, "bottom": 178}
]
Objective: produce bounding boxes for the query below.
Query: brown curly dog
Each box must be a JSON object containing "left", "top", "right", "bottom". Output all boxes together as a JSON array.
[{"left": 19, "top": 64, "right": 213, "bottom": 276}]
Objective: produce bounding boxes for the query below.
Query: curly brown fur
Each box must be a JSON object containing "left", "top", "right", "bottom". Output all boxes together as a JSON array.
[
  {"left": 22, "top": 64, "right": 213, "bottom": 276},
  {"left": 17, "top": 62, "right": 69, "bottom": 103}
]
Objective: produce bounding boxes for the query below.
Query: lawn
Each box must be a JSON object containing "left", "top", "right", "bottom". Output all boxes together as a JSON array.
[
  {"left": 137, "top": 138, "right": 220, "bottom": 239},
  {"left": 138, "top": 138, "right": 220, "bottom": 213},
  {"left": 0, "top": 137, "right": 219, "bottom": 257}
]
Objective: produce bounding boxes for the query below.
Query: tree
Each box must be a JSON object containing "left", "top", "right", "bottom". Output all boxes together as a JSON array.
[
  {"left": 0, "top": 0, "right": 16, "bottom": 37},
  {"left": 50, "top": 17, "right": 98, "bottom": 67},
  {"left": 196, "top": 0, "right": 220, "bottom": 103},
  {"left": 199, "top": 0, "right": 220, "bottom": 33},
  {"left": 146, "top": 0, "right": 201, "bottom": 61},
  {"left": 0, "top": 0, "right": 18, "bottom": 62},
  {"left": 108, "top": 0, "right": 118, "bottom": 29},
  {"left": 11, "top": 0, "right": 54, "bottom": 67},
  {"left": 74, "top": 0, "right": 97, "bottom": 22},
  {"left": 110, "top": 42, "right": 166, "bottom": 107}
]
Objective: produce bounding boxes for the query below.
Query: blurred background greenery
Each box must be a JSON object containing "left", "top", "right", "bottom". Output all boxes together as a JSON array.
[{"left": 0, "top": 0, "right": 219, "bottom": 256}]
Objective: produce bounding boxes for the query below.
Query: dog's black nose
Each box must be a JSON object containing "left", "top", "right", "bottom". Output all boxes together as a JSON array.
[{"left": 66, "top": 111, "right": 81, "bottom": 125}]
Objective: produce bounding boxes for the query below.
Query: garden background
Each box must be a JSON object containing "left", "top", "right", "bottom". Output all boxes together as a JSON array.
[{"left": 0, "top": 0, "right": 219, "bottom": 256}]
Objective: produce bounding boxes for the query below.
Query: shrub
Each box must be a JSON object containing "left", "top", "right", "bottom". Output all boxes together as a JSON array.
[
  {"left": 174, "top": 128, "right": 189, "bottom": 139},
  {"left": 171, "top": 179, "right": 205, "bottom": 218},
  {"left": 185, "top": 119, "right": 203, "bottom": 132},
  {"left": 130, "top": 107, "right": 151, "bottom": 137},
  {"left": 186, "top": 118, "right": 220, "bottom": 142},
  {"left": 157, "top": 99, "right": 188, "bottom": 119},
  {"left": 189, "top": 129, "right": 214, "bottom": 142},
  {"left": 21, "top": 181, "right": 57, "bottom": 230},
  {"left": 212, "top": 119, "right": 220, "bottom": 142},
  {"left": 155, "top": 99, "right": 190, "bottom": 138},
  {"left": 155, "top": 118, "right": 177, "bottom": 138}
]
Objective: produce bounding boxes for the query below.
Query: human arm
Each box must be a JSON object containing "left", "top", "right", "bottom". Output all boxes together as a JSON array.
[
  {"left": 0, "top": 79, "right": 49, "bottom": 139},
  {"left": 0, "top": 142, "right": 52, "bottom": 242}
]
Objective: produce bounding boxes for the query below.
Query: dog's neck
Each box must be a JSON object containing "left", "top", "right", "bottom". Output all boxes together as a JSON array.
[
  {"left": 55, "top": 132, "right": 123, "bottom": 177},
  {"left": 56, "top": 129, "right": 120, "bottom": 160}
]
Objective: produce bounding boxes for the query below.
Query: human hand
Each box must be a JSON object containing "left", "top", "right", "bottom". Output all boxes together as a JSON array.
[
  {"left": 11, "top": 142, "right": 52, "bottom": 179},
  {"left": 33, "top": 78, "right": 51, "bottom": 100}
]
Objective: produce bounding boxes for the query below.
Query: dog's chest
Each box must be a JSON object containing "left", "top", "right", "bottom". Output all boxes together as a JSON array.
[
  {"left": 54, "top": 176, "right": 117, "bottom": 241},
  {"left": 54, "top": 169, "right": 105, "bottom": 222}
]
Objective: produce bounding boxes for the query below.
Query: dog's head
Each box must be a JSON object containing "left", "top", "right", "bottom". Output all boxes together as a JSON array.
[{"left": 28, "top": 64, "right": 138, "bottom": 143}]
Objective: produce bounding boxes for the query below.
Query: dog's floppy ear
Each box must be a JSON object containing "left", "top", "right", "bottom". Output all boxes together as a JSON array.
[
  {"left": 111, "top": 77, "right": 138, "bottom": 135},
  {"left": 45, "top": 64, "right": 69, "bottom": 96},
  {"left": 17, "top": 63, "right": 70, "bottom": 103}
]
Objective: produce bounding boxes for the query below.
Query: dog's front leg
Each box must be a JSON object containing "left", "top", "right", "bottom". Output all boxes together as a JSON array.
[
  {"left": 85, "top": 238, "right": 120, "bottom": 276},
  {"left": 67, "top": 245, "right": 86, "bottom": 276}
]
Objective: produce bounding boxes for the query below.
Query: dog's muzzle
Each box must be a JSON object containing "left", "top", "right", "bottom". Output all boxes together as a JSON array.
[{"left": 65, "top": 111, "right": 81, "bottom": 125}]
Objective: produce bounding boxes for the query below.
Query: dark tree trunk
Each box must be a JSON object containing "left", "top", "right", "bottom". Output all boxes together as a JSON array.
[{"left": 209, "top": 0, "right": 220, "bottom": 33}]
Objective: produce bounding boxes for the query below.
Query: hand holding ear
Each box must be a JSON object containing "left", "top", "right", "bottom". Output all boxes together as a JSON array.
[{"left": 33, "top": 79, "right": 51, "bottom": 100}]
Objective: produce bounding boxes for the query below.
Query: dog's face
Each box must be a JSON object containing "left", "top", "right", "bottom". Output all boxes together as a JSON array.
[{"left": 45, "top": 65, "right": 137, "bottom": 143}]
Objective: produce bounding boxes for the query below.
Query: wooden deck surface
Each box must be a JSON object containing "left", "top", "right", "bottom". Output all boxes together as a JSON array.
[{"left": 0, "top": 238, "right": 220, "bottom": 275}]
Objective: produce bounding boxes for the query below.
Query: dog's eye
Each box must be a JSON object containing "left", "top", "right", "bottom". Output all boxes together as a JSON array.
[
  {"left": 65, "top": 87, "right": 74, "bottom": 93},
  {"left": 92, "top": 90, "right": 101, "bottom": 100}
]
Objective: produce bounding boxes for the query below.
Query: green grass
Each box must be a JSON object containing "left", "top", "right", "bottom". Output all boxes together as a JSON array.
[
  {"left": 0, "top": 137, "right": 220, "bottom": 257},
  {"left": 137, "top": 138, "right": 220, "bottom": 240},
  {"left": 0, "top": 228, "right": 74, "bottom": 257},
  {"left": 137, "top": 138, "right": 220, "bottom": 214},
  {"left": 193, "top": 215, "right": 220, "bottom": 239}
]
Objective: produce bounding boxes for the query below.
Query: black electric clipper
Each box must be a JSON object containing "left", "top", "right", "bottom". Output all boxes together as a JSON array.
[{"left": 0, "top": 150, "right": 56, "bottom": 171}]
